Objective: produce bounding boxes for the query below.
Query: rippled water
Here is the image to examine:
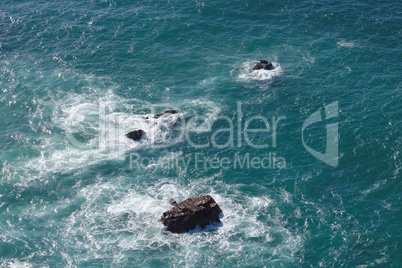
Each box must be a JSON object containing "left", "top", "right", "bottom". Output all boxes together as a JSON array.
[{"left": 1, "top": 0, "right": 401, "bottom": 267}]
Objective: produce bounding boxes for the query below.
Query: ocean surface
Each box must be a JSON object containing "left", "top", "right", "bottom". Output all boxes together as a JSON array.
[{"left": 1, "top": 0, "right": 401, "bottom": 267}]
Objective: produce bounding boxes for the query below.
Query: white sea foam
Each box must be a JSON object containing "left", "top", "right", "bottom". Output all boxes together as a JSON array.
[
  {"left": 182, "top": 98, "right": 221, "bottom": 133},
  {"left": 237, "top": 60, "right": 283, "bottom": 81},
  {"left": 19, "top": 81, "right": 221, "bottom": 182},
  {"left": 56, "top": 176, "right": 303, "bottom": 266},
  {"left": 3, "top": 67, "right": 300, "bottom": 266},
  {"left": 337, "top": 40, "right": 357, "bottom": 48},
  {"left": 0, "top": 260, "right": 33, "bottom": 268}
]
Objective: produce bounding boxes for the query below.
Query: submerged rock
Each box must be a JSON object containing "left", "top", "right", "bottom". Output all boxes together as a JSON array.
[
  {"left": 253, "top": 60, "right": 273, "bottom": 70},
  {"left": 153, "top": 109, "right": 180, "bottom": 119},
  {"left": 168, "top": 198, "right": 177, "bottom": 206},
  {"left": 161, "top": 195, "right": 222, "bottom": 233},
  {"left": 125, "top": 129, "right": 145, "bottom": 141}
]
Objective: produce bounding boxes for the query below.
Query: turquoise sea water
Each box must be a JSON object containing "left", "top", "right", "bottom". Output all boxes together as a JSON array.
[{"left": 1, "top": 0, "right": 401, "bottom": 267}]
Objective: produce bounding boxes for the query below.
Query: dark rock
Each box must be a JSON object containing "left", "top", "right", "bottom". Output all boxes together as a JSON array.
[
  {"left": 168, "top": 198, "right": 177, "bottom": 206},
  {"left": 125, "top": 129, "right": 145, "bottom": 141},
  {"left": 161, "top": 195, "right": 222, "bottom": 233},
  {"left": 253, "top": 60, "right": 274, "bottom": 70},
  {"left": 153, "top": 109, "right": 180, "bottom": 119}
]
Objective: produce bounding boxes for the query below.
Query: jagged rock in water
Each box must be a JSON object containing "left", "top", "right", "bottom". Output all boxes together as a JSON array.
[
  {"left": 125, "top": 129, "right": 145, "bottom": 141},
  {"left": 168, "top": 198, "right": 177, "bottom": 206},
  {"left": 253, "top": 60, "right": 273, "bottom": 70},
  {"left": 161, "top": 195, "right": 222, "bottom": 233},
  {"left": 153, "top": 109, "right": 180, "bottom": 119}
]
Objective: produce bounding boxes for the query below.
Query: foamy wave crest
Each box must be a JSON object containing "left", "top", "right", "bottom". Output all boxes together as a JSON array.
[
  {"left": 20, "top": 84, "right": 221, "bottom": 180},
  {"left": 55, "top": 91, "right": 221, "bottom": 152},
  {"left": 237, "top": 60, "right": 283, "bottom": 81}
]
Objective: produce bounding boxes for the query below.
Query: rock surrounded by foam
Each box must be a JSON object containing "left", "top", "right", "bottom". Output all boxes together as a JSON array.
[
  {"left": 253, "top": 60, "right": 274, "bottom": 70},
  {"left": 125, "top": 129, "right": 145, "bottom": 141},
  {"left": 153, "top": 109, "right": 180, "bottom": 119},
  {"left": 144, "top": 109, "right": 181, "bottom": 119},
  {"left": 161, "top": 195, "right": 222, "bottom": 233}
]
